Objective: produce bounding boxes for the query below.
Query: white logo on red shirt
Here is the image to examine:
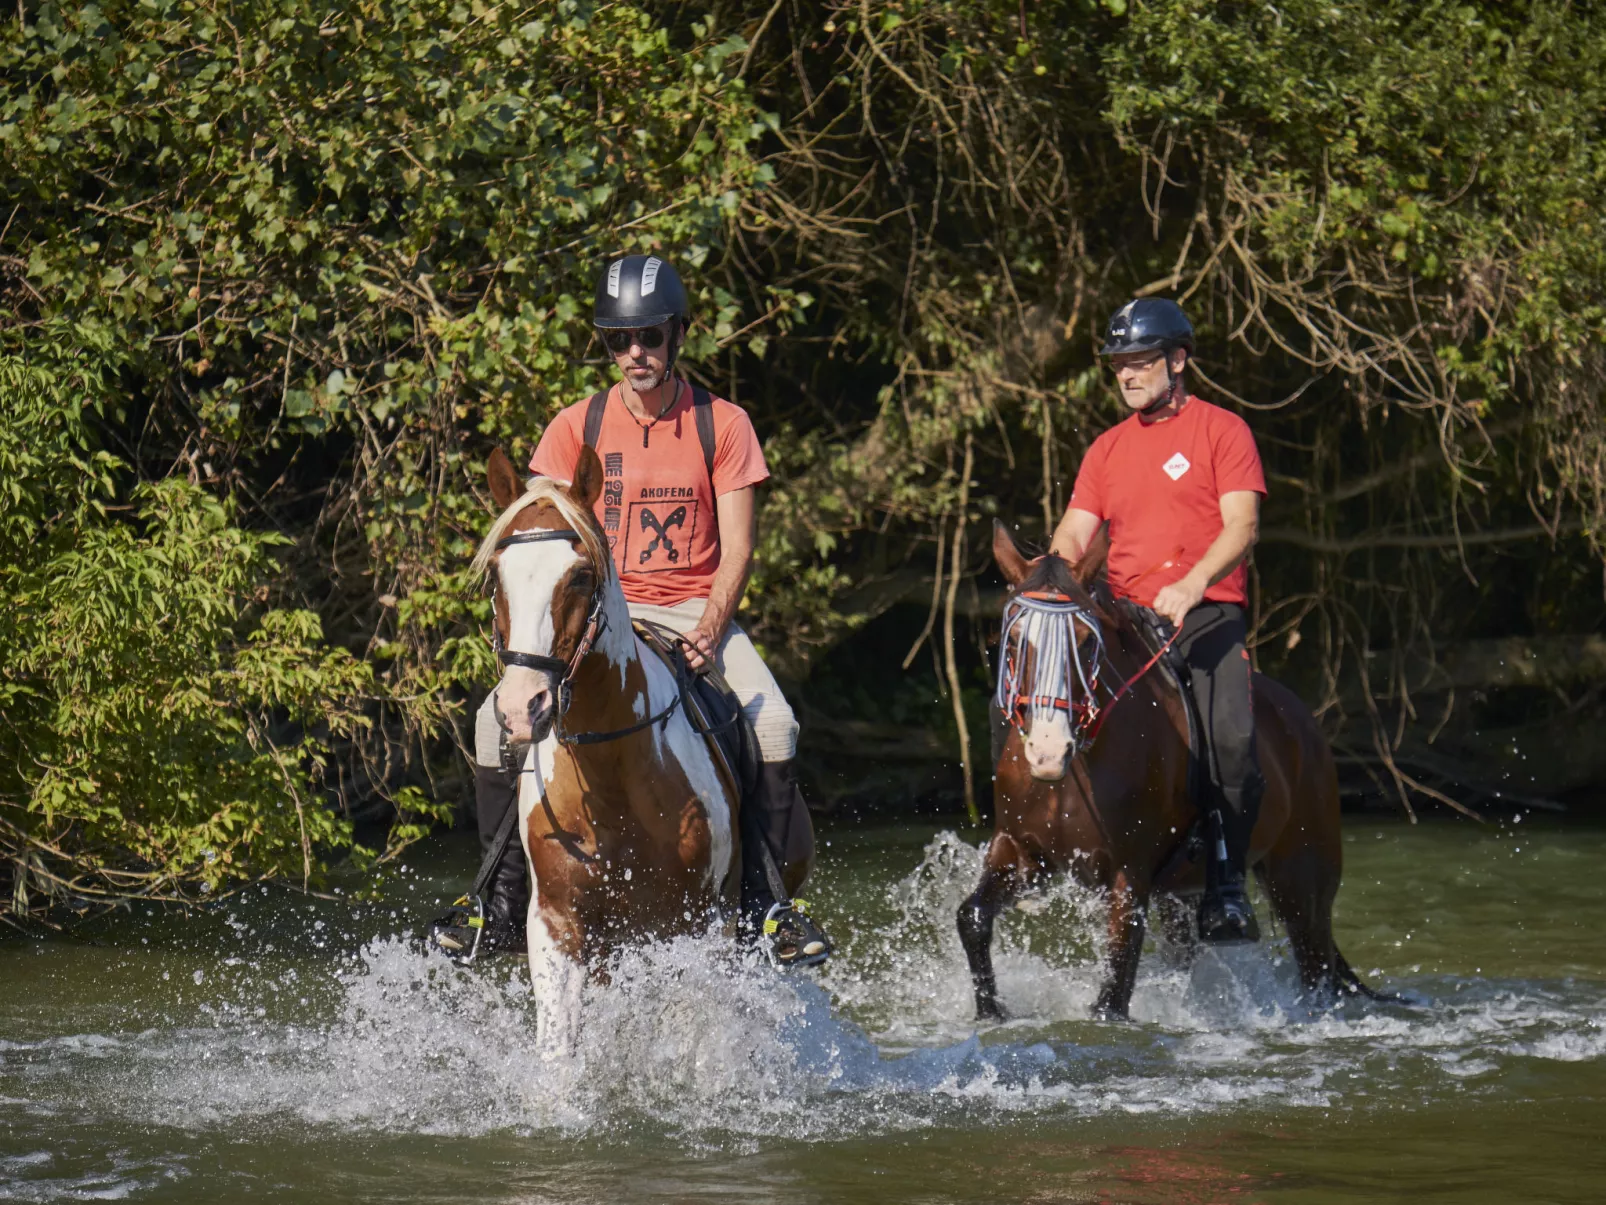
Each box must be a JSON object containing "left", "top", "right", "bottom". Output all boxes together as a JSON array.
[{"left": 1163, "top": 452, "right": 1191, "bottom": 481}]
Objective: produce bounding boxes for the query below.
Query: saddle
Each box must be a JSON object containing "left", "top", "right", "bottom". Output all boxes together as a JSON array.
[{"left": 631, "top": 619, "right": 762, "bottom": 806}]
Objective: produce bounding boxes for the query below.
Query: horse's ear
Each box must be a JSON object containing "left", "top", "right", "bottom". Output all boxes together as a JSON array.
[
  {"left": 992, "top": 519, "right": 1031, "bottom": 587},
  {"left": 1072, "top": 522, "right": 1111, "bottom": 588},
  {"left": 488, "top": 447, "right": 521, "bottom": 510},
  {"left": 571, "top": 445, "right": 604, "bottom": 510}
]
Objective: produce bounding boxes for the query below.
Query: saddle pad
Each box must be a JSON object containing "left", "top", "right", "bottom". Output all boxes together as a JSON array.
[{"left": 631, "top": 619, "right": 762, "bottom": 802}]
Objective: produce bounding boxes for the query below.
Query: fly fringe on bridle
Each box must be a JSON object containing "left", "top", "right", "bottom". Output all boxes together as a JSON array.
[{"left": 994, "top": 592, "right": 1107, "bottom": 738}]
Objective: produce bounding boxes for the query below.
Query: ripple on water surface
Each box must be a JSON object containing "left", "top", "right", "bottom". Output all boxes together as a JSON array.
[{"left": 4, "top": 827, "right": 1605, "bottom": 1165}]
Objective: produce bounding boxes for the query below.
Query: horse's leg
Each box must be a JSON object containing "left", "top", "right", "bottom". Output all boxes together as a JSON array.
[
  {"left": 1153, "top": 891, "right": 1199, "bottom": 972},
  {"left": 1092, "top": 871, "right": 1148, "bottom": 1021},
  {"left": 528, "top": 899, "right": 586, "bottom": 1059},
  {"left": 1256, "top": 847, "right": 1341, "bottom": 1001},
  {"left": 957, "top": 832, "right": 1027, "bottom": 1022}
]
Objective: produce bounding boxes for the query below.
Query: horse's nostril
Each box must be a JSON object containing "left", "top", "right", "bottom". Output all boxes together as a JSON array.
[{"left": 528, "top": 690, "right": 555, "bottom": 741}]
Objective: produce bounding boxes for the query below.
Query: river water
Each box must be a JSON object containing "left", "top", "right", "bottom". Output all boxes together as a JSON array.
[{"left": 3, "top": 815, "right": 1603, "bottom": 1202}]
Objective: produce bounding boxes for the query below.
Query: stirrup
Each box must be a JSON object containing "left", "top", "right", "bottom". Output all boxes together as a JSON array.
[
  {"left": 763, "top": 899, "right": 832, "bottom": 969},
  {"left": 1198, "top": 885, "right": 1260, "bottom": 945},
  {"left": 427, "top": 894, "right": 486, "bottom": 966}
]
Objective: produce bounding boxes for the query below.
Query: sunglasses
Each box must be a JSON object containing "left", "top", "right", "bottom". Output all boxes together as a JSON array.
[{"left": 599, "top": 327, "right": 667, "bottom": 354}]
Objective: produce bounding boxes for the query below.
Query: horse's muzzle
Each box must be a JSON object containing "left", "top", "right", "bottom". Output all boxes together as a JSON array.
[
  {"left": 1023, "top": 718, "right": 1075, "bottom": 781},
  {"left": 493, "top": 674, "right": 556, "bottom": 770},
  {"left": 1028, "top": 756, "right": 1071, "bottom": 783}
]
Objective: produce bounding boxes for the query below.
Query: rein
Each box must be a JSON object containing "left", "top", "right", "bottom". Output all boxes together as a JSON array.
[
  {"left": 1083, "top": 625, "right": 1178, "bottom": 744},
  {"left": 492, "top": 527, "right": 681, "bottom": 748}
]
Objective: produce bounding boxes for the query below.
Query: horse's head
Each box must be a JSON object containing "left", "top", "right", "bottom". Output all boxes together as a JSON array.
[
  {"left": 476, "top": 445, "right": 611, "bottom": 763},
  {"left": 992, "top": 520, "right": 1111, "bottom": 781}
]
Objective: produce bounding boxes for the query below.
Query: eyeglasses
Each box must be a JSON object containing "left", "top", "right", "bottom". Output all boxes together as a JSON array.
[{"left": 599, "top": 327, "right": 667, "bottom": 354}]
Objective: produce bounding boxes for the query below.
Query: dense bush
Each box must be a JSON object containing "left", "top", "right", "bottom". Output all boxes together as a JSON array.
[{"left": 3, "top": 0, "right": 1603, "bottom": 910}]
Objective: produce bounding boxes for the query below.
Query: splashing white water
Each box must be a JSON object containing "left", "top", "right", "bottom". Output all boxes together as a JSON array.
[{"left": 3, "top": 829, "right": 1605, "bottom": 1154}]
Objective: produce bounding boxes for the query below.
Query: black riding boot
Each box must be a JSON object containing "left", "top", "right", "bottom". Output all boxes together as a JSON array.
[
  {"left": 475, "top": 764, "right": 529, "bottom": 954},
  {"left": 741, "top": 760, "right": 830, "bottom": 968},
  {"left": 1198, "top": 779, "right": 1262, "bottom": 944}
]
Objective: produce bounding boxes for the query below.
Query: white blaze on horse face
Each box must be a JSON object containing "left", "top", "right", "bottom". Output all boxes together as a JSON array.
[
  {"left": 996, "top": 594, "right": 1101, "bottom": 783},
  {"left": 495, "top": 539, "right": 583, "bottom": 743}
]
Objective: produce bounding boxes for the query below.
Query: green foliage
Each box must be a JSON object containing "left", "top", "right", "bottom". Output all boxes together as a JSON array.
[
  {"left": 0, "top": 350, "right": 438, "bottom": 912},
  {"left": 1, "top": 1, "right": 772, "bottom": 908},
  {"left": 3, "top": 0, "right": 1605, "bottom": 870}
]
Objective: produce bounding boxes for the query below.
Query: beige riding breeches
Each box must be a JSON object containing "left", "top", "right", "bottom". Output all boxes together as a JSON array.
[{"left": 473, "top": 598, "right": 798, "bottom": 767}]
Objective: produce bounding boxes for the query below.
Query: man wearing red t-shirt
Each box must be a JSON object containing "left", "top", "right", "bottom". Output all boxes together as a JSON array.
[
  {"left": 466, "top": 255, "right": 827, "bottom": 966},
  {"left": 1049, "top": 299, "right": 1267, "bottom": 943}
]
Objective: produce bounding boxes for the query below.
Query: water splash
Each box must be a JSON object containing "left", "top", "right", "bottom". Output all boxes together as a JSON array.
[{"left": 3, "top": 829, "right": 1605, "bottom": 1155}]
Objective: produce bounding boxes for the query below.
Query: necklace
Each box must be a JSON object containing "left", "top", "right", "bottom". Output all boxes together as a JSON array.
[{"left": 624, "top": 378, "right": 682, "bottom": 449}]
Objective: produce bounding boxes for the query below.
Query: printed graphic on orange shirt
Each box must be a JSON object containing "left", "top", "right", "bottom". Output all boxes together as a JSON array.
[
  {"left": 625, "top": 498, "right": 700, "bottom": 572},
  {"left": 601, "top": 453, "right": 625, "bottom": 551}
]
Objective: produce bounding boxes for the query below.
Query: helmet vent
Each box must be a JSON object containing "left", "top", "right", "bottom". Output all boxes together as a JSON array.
[
  {"left": 640, "top": 257, "right": 662, "bottom": 297},
  {"left": 606, "top": 260, "right": 623, "bottom": 299}
]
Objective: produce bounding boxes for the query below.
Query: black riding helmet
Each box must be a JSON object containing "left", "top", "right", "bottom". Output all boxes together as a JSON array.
[
  {"left": 593, "top": 254, "right": 690, "bottom": 330},
  {"left": 1098, "top": 298, "right": 1195, "bottom": 357}
]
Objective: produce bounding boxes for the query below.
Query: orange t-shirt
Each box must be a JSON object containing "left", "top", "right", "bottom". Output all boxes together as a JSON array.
[
  {"left": 1069, "top": 397, "right": 1266, "bottom": 607},
  {"left": 528, "top": 381, "right": 770, "bottom": 606}
]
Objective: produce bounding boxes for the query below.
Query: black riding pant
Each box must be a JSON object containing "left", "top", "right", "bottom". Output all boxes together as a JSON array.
[{"left": 1172, "top": 602, "right": 1263, "bottom": 867}]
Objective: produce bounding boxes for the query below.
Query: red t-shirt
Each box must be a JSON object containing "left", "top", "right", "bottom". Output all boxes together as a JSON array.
[
  {"left": 528, "top": 381, "right": 769, "bottom": 606},
  {"left": 1068, "top": 397, "right": 1266, "bottom": 607}
]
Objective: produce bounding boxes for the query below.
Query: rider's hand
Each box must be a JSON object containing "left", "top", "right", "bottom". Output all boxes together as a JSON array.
[
  {"left": 681, "top": 625, "right": 719, "bottom": 672},
  {"left": 1151, "top": 574, "right": 1206, "bottom": 629}
]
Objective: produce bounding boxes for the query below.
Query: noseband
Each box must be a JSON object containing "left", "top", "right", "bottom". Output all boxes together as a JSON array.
[
  {"left": 995, "top": 589, "right": 1107, "bottom": 748},
  {"left": 491, "top": 527, "right": 681, "bottom": 752}
]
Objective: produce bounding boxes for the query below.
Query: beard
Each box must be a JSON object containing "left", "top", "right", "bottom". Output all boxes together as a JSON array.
[{"left": 626, "top": 366, "right": 667, "bottom": 393}]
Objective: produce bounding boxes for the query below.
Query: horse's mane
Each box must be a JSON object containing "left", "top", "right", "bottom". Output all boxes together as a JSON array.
[
  {"left": 471, "top": 477, "right": 612, "bottom": 581},
  {"left": 1018, "top": 548, "right": 1129, "bottom": 635}
]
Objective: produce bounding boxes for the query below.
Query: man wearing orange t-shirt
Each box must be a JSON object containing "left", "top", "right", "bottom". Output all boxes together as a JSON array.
[
  {"left": 1049, "top": 299, "right": 1267, "bottom": 944},
  {"left": 468, "top": 255, "right": 827, "bottom": 966}
]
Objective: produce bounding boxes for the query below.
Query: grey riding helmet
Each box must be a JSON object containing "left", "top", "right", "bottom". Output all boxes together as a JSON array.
[
  {"left": 593, "top": 254, "right": 690, "bottom": 329},
  {"left": 1098, "top": 298, "right": 1195, "bottom": 357}
]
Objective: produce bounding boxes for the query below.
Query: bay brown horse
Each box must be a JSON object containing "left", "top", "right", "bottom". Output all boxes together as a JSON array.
[
  {"left": 479, "top": 446, "right": 809, "bottom": 1049},
  {"left": 958, "top": 521, "right": 1377, "bottom": 1021}
]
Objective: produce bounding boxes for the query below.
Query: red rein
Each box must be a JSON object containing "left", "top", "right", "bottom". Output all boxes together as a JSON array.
[{"left": 1083, "top": 627, "right": 1178, "bottom": 745}]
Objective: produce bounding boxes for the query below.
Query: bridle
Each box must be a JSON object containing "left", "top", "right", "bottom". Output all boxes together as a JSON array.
[
  {"left": 995, "top": 588, "right": 1108, "bottom": 751},
  {"left": 491, "top": 528, "right": 681, "bottom": 757},
  {"left": 994, "top": 584, "right": 1182, "bottom": 755}
]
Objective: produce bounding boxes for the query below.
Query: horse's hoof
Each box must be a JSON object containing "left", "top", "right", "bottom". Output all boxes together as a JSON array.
[
  {"left": 1090, "top": 1002, "right": 1130, "bottom": 1022},
  {"left": 975, "top": 998, "right": 1009, "bottom": 1023}
]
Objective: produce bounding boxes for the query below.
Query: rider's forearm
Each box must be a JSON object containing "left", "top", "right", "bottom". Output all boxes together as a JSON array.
[
  {"left": 700, "top": 486, "right": 756, "bottom": 642},
  {"left": 1182, "top": 519, "right": 1257, "bottom": 589},
  {"left": 1049, "top": 507, "right": 1102, "bottom": 561},
  {"left": 699, "top": 552, "right": 751, "bottom": 641}
]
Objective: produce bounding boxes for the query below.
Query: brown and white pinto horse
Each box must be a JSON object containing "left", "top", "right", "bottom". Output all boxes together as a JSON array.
[
  {"left": 478, "top": 446, "right": 781, "bottom": 1048},
  {"left": 958, "top": 521, "right": 1378, "bottom": 1021}
]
